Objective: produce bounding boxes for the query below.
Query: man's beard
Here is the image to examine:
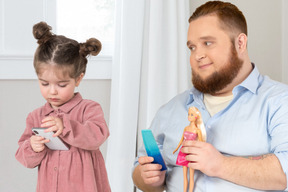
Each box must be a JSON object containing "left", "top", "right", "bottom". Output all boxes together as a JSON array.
[{"left": 192, "top": 45, "right": 243, "bottom": 95}]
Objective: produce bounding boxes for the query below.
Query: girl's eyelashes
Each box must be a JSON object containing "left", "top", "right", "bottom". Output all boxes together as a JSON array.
[
  {"left": 58, "top": 84, "right": 68, "bottom": 88},
  {"left": 40, "top": 82, "right": 68, "bottom": 87}
]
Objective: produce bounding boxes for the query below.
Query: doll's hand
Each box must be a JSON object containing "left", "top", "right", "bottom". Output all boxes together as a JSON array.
[
  {"left": 41, "top": 116, "right": 64, "bottom": 137},
  {"left": 30, "top": 135, "right": 49, "bottom": 152},
  {"left": 138, "top": 156, "right": 166, "bottom": 187}
]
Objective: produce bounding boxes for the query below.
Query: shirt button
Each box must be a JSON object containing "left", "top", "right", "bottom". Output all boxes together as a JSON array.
[{"left": 54, "top": 167, "right": 57, "bottom": 171}]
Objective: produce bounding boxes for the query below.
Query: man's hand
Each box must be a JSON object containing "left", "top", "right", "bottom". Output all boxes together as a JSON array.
[
  {"left": 138, "top": 156, "right": 166, "bottom": 186},
  {"left": 133, "top": 156, "right": 166, "bottom": 192},
  {"left": 181, "top": 140, "right": 286, "bottom": 190},
  {"left": 181, "top": 140, "right": 224, "bottom": 177}
]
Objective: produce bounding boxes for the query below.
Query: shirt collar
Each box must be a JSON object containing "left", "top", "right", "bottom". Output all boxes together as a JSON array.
[
  {"left": 233, "top": 63, "right": 260, "bottom": 95},
  {"left": 43, "top": 92, "right": 83, "bottom": 116},
  {"left": 187, "top": 87, "right": 199, "bottom": 105},
  {"left": 186, "top": 63, "right": 261, "bottom": 106}
]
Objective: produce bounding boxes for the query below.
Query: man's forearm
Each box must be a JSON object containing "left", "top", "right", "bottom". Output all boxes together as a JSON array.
[
  {"left": 217, "top": 154, "right": 286, "bottom": 190},
  {"left": 132, "top": 165, "right": 165, "bottom": 192}
]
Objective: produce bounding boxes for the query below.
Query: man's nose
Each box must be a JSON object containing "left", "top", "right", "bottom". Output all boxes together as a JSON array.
[{"left": 195, "top": 51, "right": 206, "bottom": 61}]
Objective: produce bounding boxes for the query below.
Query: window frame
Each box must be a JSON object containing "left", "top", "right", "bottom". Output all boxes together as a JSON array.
[{"left": 0, "top": 0, "right": 112, "bottom": 80}]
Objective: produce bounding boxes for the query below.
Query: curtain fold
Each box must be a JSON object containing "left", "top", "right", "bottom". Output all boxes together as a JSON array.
[
  {"left": 105, "top": 0, "right": 145, "bottom": 191},
  {"left": 138, "top": 0, "right": 191, "bottom": 150},
  {"left": 106, "top": 0, "right": 191, "bottom": 191}
]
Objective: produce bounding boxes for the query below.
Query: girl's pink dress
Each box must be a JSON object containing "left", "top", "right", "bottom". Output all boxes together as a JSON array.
[
  {"left": 15, "top": 93, "right": 111, "bottom": 192},
  {"left": 176, "top": 131, "right": 197, "bottom": 167}
]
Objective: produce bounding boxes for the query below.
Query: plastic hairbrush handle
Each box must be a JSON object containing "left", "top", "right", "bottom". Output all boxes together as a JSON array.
[{"left": 141, "top": 129, "right": 167, "bottom": 171}]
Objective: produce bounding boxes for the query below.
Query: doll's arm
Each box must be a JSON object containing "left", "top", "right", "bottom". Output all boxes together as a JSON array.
[{"left": 173, "top": 133, "right": 184, "bottom": 154}]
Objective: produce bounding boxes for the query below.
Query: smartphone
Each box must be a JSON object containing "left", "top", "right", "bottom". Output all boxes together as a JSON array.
[
  {"left": 142, "top": 129, "right": 167, "bottom": 171},
  {"left": 32, "top": 127, "right": 69, "bottom": 151}
]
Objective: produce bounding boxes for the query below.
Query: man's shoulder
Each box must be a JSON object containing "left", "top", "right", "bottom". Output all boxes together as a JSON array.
[
  {"left": 165, "top": 89, "right": 190, "bottom": 104},
  {"left": 157, "top": 89, "right": 191, "bottom": 112},
  {"left": 259, "top": 75, "right": 288, "bottom": 95},
  {"left": 152, "top": 89, "right": 191, "bottom": 127}
]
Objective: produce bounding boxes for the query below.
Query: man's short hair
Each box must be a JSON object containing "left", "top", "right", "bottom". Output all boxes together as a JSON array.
[{"left": 189, "top": 1, "right": 247, "bottom": 39}]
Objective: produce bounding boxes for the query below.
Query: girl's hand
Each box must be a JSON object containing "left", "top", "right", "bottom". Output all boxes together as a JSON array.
[
  {"left": 30, "top": 135, "right": 49, "bottom": 152},
  {"left": 41, "top": 116, "right": 64, "bottom": 137}
]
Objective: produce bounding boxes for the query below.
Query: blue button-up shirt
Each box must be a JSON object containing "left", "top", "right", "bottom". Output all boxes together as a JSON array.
[{"left": 135, "top": 65, "right": 288, "bottom": 191}]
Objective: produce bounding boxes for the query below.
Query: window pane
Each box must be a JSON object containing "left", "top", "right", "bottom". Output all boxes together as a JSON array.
[{"left": 56, "top": 0, "right": 115, "bottom": 56}]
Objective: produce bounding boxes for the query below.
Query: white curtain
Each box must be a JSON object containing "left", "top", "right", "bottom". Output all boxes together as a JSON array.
[
  {"left": 106, "top": 0, "right": 191, "bottom": 191},
  {"left": 138, "top": 0, "right": 191, "bottom": 145},
  {"left": 105, "top": 0, "right": 145, "bottom": 191}
]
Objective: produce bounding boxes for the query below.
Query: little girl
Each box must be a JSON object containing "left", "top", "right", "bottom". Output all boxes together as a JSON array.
[{"left": 15, "top": 21, "right": 111, "bottom": 192}]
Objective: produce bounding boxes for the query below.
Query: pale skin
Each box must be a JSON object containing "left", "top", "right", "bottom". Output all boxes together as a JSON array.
[
  {"left": 30, "top": 64, "right": 84, "bottom": 153},
  {"left": 132, "top": 156, "right": 166, "bottom": 192},
  {"left": 173, "top": 107, "right": 204, "bottom": 192},
  {"left": 133, "top": 14, "right": 287, "bottom": 191},
  {"left": 181, "top": 141, "right": 286, "bottom": 190}
]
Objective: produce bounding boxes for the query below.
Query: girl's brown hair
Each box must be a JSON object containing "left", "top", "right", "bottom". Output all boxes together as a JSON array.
[
  {"left": 189, "top": 1, "right": 247, "bottom": 40},
  {"left": 33, "top": 21, "right": 102, "bottom": 78}
]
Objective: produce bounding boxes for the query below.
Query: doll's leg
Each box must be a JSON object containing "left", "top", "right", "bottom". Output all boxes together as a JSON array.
[
  {"left": 183, "top": 166, "right": 188, "bottom": 192},
  {"left": 189, "top": 168, "right": 195, "bottom": 192}
]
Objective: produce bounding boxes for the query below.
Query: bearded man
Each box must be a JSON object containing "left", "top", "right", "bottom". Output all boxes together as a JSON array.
[{"left": 133, "top": 1, "right": 288, "bottom": 192}]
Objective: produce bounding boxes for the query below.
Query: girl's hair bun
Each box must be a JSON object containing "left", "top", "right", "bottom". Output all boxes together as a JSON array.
[
  {"left": 80, "top": 38, "right": 102, "bottom": 57},
  {"left": 33, "top": 21, "right": 53, "bottom": 44}
]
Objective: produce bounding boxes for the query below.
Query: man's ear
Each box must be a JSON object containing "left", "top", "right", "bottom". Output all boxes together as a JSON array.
[
  {"left": 76, "top": 73, "right": 84, "bottom": 87},
  {"left": 236, "top": 33, "right": 248, "bottom": 53}
]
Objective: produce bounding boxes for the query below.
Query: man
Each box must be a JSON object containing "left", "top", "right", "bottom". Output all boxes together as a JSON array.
[{"left": 132, "top": 1, "right": 288, "bottom": 191}]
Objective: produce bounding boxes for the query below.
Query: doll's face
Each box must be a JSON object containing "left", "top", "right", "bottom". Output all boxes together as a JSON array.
[{"left": 188, "top": 108, "right": 198, "bottom": 122}]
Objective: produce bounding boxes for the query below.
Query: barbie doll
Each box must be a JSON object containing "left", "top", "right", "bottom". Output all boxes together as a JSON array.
[{"left": 173, "top": 106, "right": 206, "bottom": 192}]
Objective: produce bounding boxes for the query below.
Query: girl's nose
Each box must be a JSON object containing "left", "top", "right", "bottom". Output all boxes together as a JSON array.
[{"left": 49, "top": 86, "right": 58, "bottom": 95}]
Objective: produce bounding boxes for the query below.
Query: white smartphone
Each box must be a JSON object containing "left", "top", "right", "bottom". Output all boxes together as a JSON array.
[{"left": 32, "top": 127, "right": 69, "bottom": 151}]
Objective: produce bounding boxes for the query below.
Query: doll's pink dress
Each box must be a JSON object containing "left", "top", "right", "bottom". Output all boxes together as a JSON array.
[{"left": 176, "top": 131, "right": 197, "bottom": 167}]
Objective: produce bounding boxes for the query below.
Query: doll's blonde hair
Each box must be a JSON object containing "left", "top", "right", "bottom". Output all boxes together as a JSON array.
[{"left": 189, "top": 107, "right": 207, "bottom": 142}]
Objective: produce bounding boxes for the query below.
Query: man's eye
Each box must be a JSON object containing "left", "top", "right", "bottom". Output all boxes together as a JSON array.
[
  {"left": 189, "top": 46, "right": 196, "bottom": 51},
  {"left": 41, "top": 83, "right": 49, "bottom": 86},
  {"left": 205, "top": 41, "right": 212, "bottom": 46}
]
